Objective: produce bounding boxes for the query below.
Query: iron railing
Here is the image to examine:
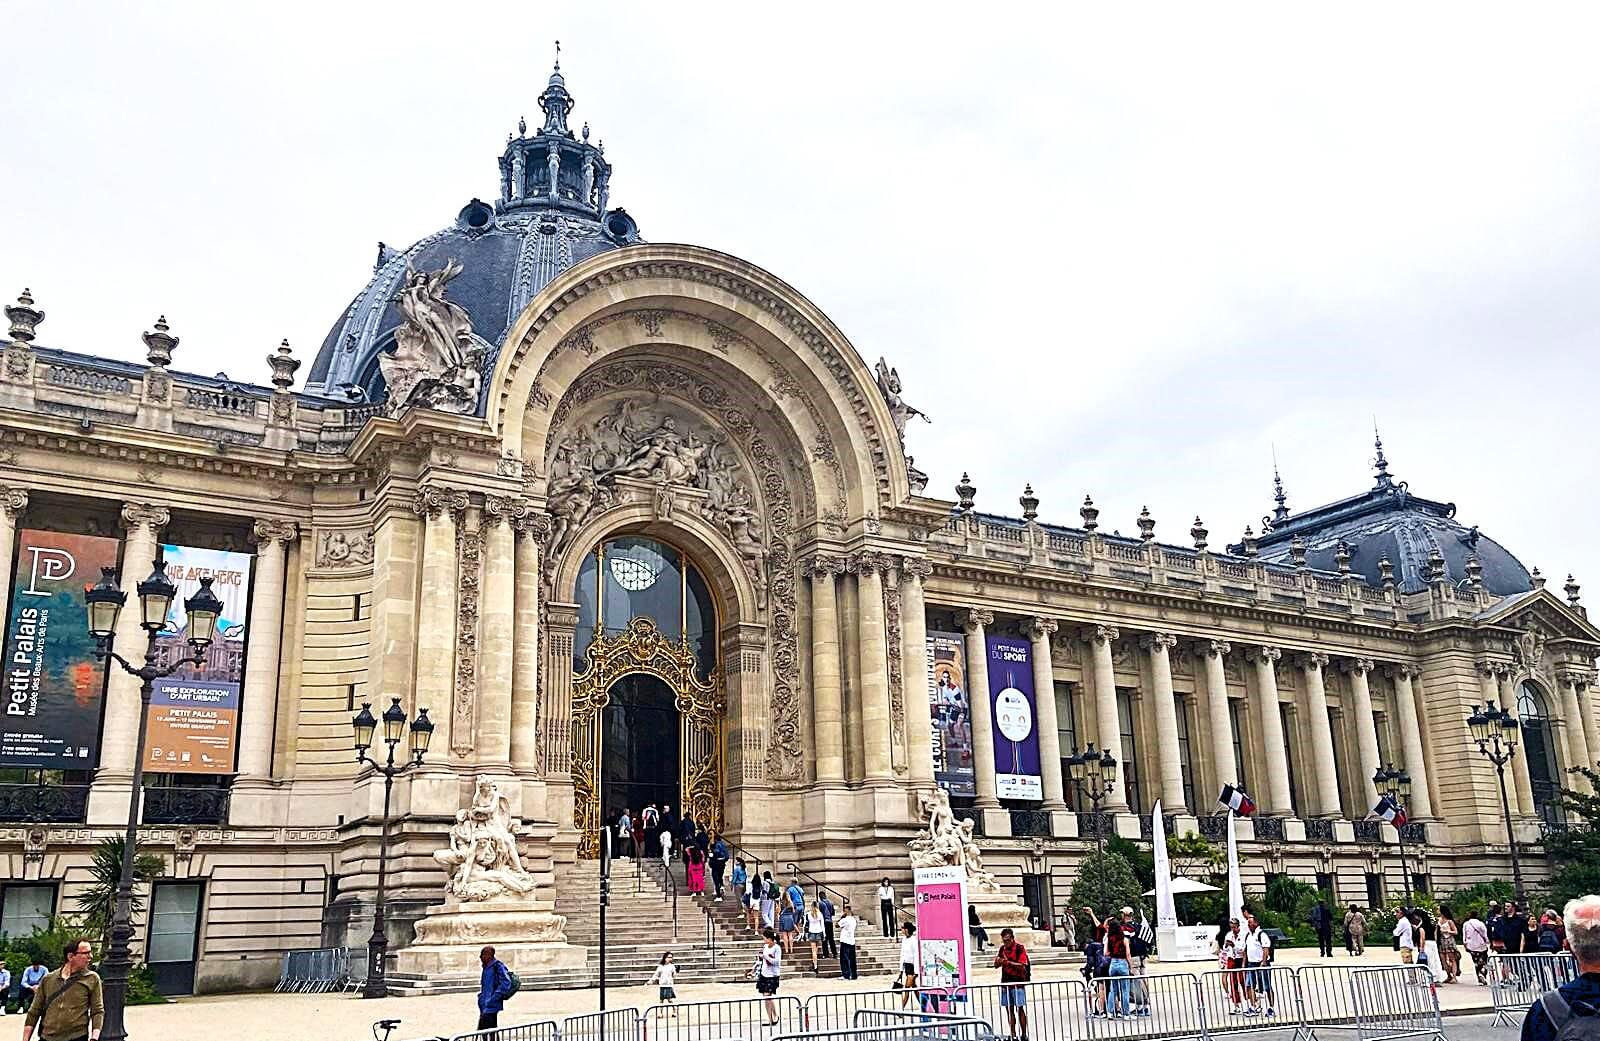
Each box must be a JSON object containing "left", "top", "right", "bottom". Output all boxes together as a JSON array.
[
  {"left": 142, "top": 785, "right": 231, "bottom": 824},
  {"left": 0, "top": 782, "right": 89, "bottom": 823}
]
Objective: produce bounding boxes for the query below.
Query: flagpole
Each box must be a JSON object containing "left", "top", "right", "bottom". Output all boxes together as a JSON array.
[{"left": 1225, "top": 807, "right": 1244, "bottom": 927}]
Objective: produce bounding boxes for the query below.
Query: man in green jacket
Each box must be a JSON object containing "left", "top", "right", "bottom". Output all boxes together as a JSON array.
[{"left": 22, "top": 939, "right": 103, "bottom": 1041}]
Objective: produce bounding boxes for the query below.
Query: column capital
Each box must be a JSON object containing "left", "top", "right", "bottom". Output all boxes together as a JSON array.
[
  {"left": 1294, "top": 651, "right": 1331, "bottom": 671},
  {"left": 1079, "top": 624, "right": 1119, "bottom": 645},
  {"left": 1026, "top": 617, "right": 1059, "bottom": 642},
  {"left": 1244, "top": 645, "right": 1282, "bottom": 665},
  {"left": 412, "top": 484, "right": 468, "bottom": 519},
  {"left": 899, "top": 556, "right": 934, "bottom": 580},
  {"left": 250, "top": 519, "right": 299, "bottom": 546},
  {"left": 1556, "top": 666, "right": 1595, "bottom": 688},
  {"left": 845, "top": 551, "right": 892, "bottom": 575},
  {"left": 120, "top": 502, "right": 171, "bottom": 534},
  {"left": 1383, "top": 662, "right": 1421, "bottom": 681},
  {"left": 483, "top": 494, "right": 527, "bottom": 528},
  {"left": 960, "top": 608, "right": 994, "bottom": 633},
  {"left": 1196, "top": 638, "right": 1231, "bottom": 659},
  {"left": 800, "top": 553, "right": 846, "bottom": 578},
  {"left": 513, "top": 510, "right": 552, "bottom": 540},
  {"left": 1337, "top": 656, "right": 1376, "bottom": 676},
  {"left": 1139, "top": 632, "right": 1179, "bottom": 653},
  {"left": 0, "top": 486, "right": 27, "bottom": 518}
]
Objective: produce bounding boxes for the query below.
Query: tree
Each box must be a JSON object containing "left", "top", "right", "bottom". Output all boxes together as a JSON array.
[
  {"left": 1069, "top": 849, "right": 1145, "bottom": 926},
  {"left": 1167, "top": 832, "right": 1224, "bottom": 879},
  {"left": 75, "top": 836, "right": 165, "bottom": 946}
]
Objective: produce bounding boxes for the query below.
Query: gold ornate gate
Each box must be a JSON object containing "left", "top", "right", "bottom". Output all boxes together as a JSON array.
[{"left": 572, "top": 616, "right": 723, "bottom": 858}]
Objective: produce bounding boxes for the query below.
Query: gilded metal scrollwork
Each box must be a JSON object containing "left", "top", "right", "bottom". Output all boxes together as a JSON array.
[{"left": 571, "top": 616, "right": 723, "bottom": 857}]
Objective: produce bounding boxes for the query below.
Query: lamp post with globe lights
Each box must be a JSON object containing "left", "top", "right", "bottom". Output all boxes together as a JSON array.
[
  {"left": 351, "top": 697, "right": 433, "bottom": 998},
  {"left": 83, "top": 561, "right": 224, "bottom": 1041},
  {"left": 1468, "top": 701, "right": 1526, "bottom": 903},
  {"left": 1373, "top": 765, "right": 1414, "bottom": 903},
  {"left": 1066, "top": 744, "right": 1119, "bottom": 910}
]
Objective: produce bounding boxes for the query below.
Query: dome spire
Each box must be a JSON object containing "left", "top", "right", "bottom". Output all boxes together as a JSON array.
[
  {"left": 1373, "top": 421, "right": 1395, "bottom": 489},
  {"left": 539, "top": 40, "right": 574, "bottom": 134},
  {"left": 1270, "top": 447, "right": 1290, "bottom": 526}
]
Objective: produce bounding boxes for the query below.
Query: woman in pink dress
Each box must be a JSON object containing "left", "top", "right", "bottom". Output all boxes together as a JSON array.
[{"left": 686, "top": 845, "right": 706, "bottom": 894}]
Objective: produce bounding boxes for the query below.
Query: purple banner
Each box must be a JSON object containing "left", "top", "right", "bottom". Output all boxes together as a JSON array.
[{"left": 985, "top": 635, "right": 1042, "bottom": 800}]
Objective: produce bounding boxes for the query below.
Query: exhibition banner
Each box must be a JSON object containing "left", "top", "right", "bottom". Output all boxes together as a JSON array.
[
  {"left": 985, "top": 635, "right": 1043, "bottom": 800},
  {"left": 0, "top": 529, "right": 121, "bottom": 769},
  {"left": 913, "top": 865, "right": 971, "bottom": 1001},
  {"left": 925, "top": 631, "right": 975, "bottom": 797},
  {"left": 147, "top": 544, "right": 252, "bottom": 774}
]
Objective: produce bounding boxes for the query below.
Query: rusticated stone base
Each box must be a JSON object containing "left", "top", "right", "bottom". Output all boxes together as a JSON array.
[{"left": 394, "top": 898, "right": 588, "bottom": 976}]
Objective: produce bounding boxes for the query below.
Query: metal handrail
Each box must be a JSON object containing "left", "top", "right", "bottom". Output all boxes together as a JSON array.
[{"left": 785, "top": 861, "right": 914, "bottom": 928}]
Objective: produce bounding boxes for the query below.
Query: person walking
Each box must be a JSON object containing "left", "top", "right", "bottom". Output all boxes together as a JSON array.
[
  {"left": 1519, "top": 896, "right": 1600, "bottom": 1041},
  {"left": 878, "top": 877, "right": 897, "bottom": 938},
  {"left": 1242, "top": 911, "right": 1275, "bottom": 1017},
  {"left": 819, "top": 891, "right": 837, "bottom": 959},
  {"left": 898, "top": 921, "right": 920, "bottom": 1009},
  {"left": 685, "top": 843, "right": 706, "bottom": 894},
  {"left": 616, "top": 808, "right": 633, "bottom": 860},
  {"left": 647, "top": 953, "right": 680, "bottom": 1013},
  {"left": 805, "top": 900, "right": 825, "bottom": 974},
  {"left": 995, "top": 927, "right": 1032, "bottom": 1041},
  {"left": 642, "top": 802, "right": 660, "bottom": 852},
  {"left": 474, "top": 944, "right": 514, "bottom": 1032},
  {"left": 779, "top": 885, "right": 799, "bottom": 955},
  {"left": 747, "top": 928, "right": 784, "bottom": 1028},
  {"left": 759, "top": 872, "right": 778, "bottom": 930},
  {"left": 1312, "top": 899, "right": 1335, "bottom": 958},
  {"left": 1463, "top": 908, "right": 1492, "bottom": 984},
  {"left": 659, "top": 823, "right": 674, "bottom": 870},
  {"left": 709, "top": 831, "right": 730, "bottom": 899},
  {"left": 731, "top": 858, "right": 751, "bottom": 922},
  {"left": 1438, "top": 906, "right": 1462, "bottom": 983},
  {"left": 632, "top": 813, "right": 646, "bottom": 865},
  {"left": 1219, "top": 918, "right": 1247, "bottom": 1014},
  {"left": 838, "top": 902, "right": 860, "bottom": 980},
  {"left": 21, "top": 939, "right": 101, "bottom": 1041},
  {"left": 1345, "top": 905, "right": 1367, "bottom": 956},
  {"left": 18, "top": 958, "right": 46, "bottom": 1015},
  {"left": 1502, "top": 901, "right": 1530, "bottom": 955}
]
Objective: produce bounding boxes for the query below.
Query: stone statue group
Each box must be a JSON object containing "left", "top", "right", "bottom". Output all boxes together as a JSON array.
[
  {"left": 908, "top": 787, "right": 1000, "bottom": 893},
  {"left": 433, "top": 776, "right": 536, "bottom": 902}
]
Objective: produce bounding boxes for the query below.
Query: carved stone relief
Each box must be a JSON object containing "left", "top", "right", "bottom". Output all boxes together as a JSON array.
[
  {"left": 315, "top": 529, "right": 375, "bottom": 568},
  {"left": 454, "top": 515, "right": 484, "bottom": 757}
]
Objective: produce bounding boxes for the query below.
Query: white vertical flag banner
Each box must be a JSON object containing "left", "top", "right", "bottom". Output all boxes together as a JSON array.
[
  {"left": 1225, "top": 810, "right": 1245, "bottom": 925},
  {"left": 1152, "top": 799, "right": 1177, "bottom": 928}
]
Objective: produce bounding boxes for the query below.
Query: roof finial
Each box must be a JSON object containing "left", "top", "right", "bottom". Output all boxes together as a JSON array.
[
  {"left": 1373, "top": 420, "right": 1394, "bottom": 489},
  {"left": 554, "top": 39, "right": 561, "bottom": 72},
  {"left": 1270, "top": 446, "right": 1289, "bottom": 525}
]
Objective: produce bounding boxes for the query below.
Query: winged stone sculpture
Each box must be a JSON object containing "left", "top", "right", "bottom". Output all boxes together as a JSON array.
[
  {"left": 378, "top": 259, "right": 490, "bottom": 415},
  {"left": 875, "top": 357, "right": 929, "bottom": 439}
]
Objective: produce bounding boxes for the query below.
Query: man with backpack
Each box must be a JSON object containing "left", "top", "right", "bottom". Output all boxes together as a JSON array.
[
  {"left": 477, "top": 944, "right": 517, "bottom": 1031},
  {"left": 1521, "top": 896, "right": 1600, "bottom": 1041}
]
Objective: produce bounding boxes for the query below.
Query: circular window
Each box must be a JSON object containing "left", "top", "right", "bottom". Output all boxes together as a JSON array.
[{"left": 609, "top": 555, "right": 659, "bottom": 591}]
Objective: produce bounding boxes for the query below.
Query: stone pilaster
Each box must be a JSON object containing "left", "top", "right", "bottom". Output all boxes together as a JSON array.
[
  {"left": 851, "top": 554, "right": 894, "bottom": 782},
  {"left": 1198, "top": 640, "right": 1237, "bottom": 795},
  {"left": 477, "top": 496, "right": 520, "bottom": 768},
  {"left": 1557, "top": 668, "right": 1593, "bottom": 793},
  {"left": 1245, "top": 645, "right": 1293, "bottom": 816},
  {"left": 236, "top": 519, "right": 297, "bottom": 779},
  {"left": 1295, "top": 653, "right": 1342, "bottom": 818},
  {"left": 1142, "top": 632, "right": 1187, "bottom": 813},
  {"left": 412, "top": 485, "right": 466, "bottom": 760},
  {"left": 542, "top": 601, "right": 581, "bottom": 834},
  {"left": 1081, "top": 624, "right": 1127, "bottom": 811},
  {"left": 803, "top": 555, "right": 845, "bottom": 783},
  {"left": 510, "top": 513, "right": 548, "bottom": 778},
  {"left": 900, "top": 558, "right": 935, "bottom": 786}
]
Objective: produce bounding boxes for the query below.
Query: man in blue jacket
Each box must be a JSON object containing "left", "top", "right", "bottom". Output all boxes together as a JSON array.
[
  {"left": 1522, "top": 896, "right": 1600, "bottom": 1041},
  {"left": 477, "top": 945, "right": 513, "bottom": 1031}
]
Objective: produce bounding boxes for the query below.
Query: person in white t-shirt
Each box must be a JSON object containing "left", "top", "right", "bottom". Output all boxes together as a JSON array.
[
  {"left": 659, "top": 827, "right": 673, "bottom": 869},
  {"left": 647, "top": 953, "right": 679, "bottom": 1011},
  {"left": 745, "top": 928, "right": 783, "bottom": 1027},
  {"left": 898, "top": 921, "right": 920, "bottom": 1008},
  {"left": 1242, "top": 912, "right": 1274, "bottom": 1016},
  {"left": 1393, "top": 912, "right": 1416, "bottom": 964},
  {"left": 837, "top": 903, "right": 860, "bottom": 980},
  {"left": 878, "top": 879, "right": 897, "bottom": 938}
]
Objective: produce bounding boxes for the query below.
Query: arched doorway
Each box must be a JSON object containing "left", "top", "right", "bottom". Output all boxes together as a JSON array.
[
  {"left": 570, "top": 536, "right": 722, "bottom": 857},
  {"left": 1518, "top": 681, "right": 1564, "bottom": 826}
]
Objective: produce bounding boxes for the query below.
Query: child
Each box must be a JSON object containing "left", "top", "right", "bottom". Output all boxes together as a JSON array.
[{"left": 647, "top": 952, "right": 679, "bottom": 1013}]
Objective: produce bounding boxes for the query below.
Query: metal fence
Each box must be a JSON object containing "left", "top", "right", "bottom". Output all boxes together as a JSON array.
[
  {"left": 776, "top": 1014, "right": 994, "bottom": 1041},
  {"left": 559, "top": 1008, "right": 642, "bottom": 1041},
  {"left": 1488, "top": 952, "right": 1579, "bottom": 1026},
  {"left": 1198, "top": 967, "right": 1303, "bottom": 1037},
  {"left": 1087, "top": 971, "right": 1207, "bottom": 1040},
  {"left": 446, "top": 1021, "right": 561, "bottom": 1041},
  {"left": 1347, "top": 966, "right": 1444, "bottom": 1041},
  {"left": 642, "top": 995, "right": 803, "bottom": 1039},
  {"left": 277, "top": 945, "right": 358, "bottom": 992}
]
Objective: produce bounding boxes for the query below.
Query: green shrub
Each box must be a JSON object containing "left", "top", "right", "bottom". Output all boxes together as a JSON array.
[
  {"left": 1069, "top": 850, "right": 1146, "bottom": 924},
  {"left": 127, "top": 962, "right": 166, "bottom": 1005},
  {"left": 1440, "top": 881, "right": 1515, "bottom": 925}
]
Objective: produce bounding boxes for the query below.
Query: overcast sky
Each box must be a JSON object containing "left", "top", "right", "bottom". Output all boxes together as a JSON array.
[{"left": 4, "top": 3, "right": 1598, "bottom": 599}]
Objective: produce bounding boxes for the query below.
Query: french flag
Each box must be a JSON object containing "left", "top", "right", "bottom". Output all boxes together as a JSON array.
[
  {"left": 1217, "top": 784, "right": 1256, "bottom": 816},
  {"left": 1374, "top": 795, "right": 1408, "bottom": 828}
]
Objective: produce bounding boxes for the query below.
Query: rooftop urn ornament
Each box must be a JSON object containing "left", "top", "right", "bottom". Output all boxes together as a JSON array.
[
  {"left": 1335, "top": 540, "right": 1352, "bottom": 574},
  {"left": 955, "top": 472, "right": 976, "bottom": 514},
  {"left": 1426, "top": 547, "right": 1446, "bottom": 583},
  {"left": 142, "top": 316, "right": 177, "bottom": 368},
  {"left": 1079, "top": 495, "right": 1099, "bottom": 532},
  {"left": 1290, "top": 535, "right": 1308, "bottom": 568},
  {"left": 518, "top": 115, "right": 527, "bottom": 137},
  {"left": 1465, "top": 554, "right": 1484, "bottom": 588},
  {"left": 1241, "top": 525, "right": 1260, "bottom": 558},
  {"left": 1190, "top": 516, "right": 1209, "bottom": 552},
  {"left": 5, "top": 289, "right": 43, "bottom": 343},
  {"left": 1532, "top": 567, "right": 1546, "bottom": 590},
  {"left": 1379, "top": 555, "right": 1396, "bottom": 591},
  {"left": 1566, "top": 574, "right": 1582, "bottom": 607},
  {"left": 1019, "top": 484, "right": 1039, "bottom": 522},
  {"left": 268, "top": 338, "right": 300, "bottom": 391},
  {"left": 1136, "top": 506, "right": 1155, "bottom": 542}
]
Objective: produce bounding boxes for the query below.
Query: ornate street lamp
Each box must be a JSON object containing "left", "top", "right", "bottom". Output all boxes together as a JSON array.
[
  {"left": 1468, "top": 701, "right": 1525, "bottom": 902},
  {"left": 83, "top": 562, "right": 223, "bottom": 1041},
  {"left": 353, "top": 697, "right": 433, "bottom": 998},
  {"left": 1374, "top": 764, "right": 1414, "bottom": 903},
  {"left": 1067, "top": 743, "right": 1119, "bottom": 912}
]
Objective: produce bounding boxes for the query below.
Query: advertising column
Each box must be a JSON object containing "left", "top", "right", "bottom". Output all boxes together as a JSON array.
[
  {"left": 985, "top": 635, "right": 1043, "bottom": 801},
  {"left": 913, "top": 865, "right": 971, "bottom": 1008}
]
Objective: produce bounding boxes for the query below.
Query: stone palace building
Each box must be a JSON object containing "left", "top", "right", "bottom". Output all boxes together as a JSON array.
[{"left": 1, "top": 62, "right": 1596, "bottom": 994}]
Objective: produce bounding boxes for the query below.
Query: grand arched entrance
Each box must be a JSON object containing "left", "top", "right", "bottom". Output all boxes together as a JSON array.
[{"left": 571, "top": 536, "right": 723, "bottom": 857}]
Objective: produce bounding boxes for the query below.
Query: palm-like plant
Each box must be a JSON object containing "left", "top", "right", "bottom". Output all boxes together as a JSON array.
[{"left": 75, "top": 836, "right": 165, "bottom": 945}]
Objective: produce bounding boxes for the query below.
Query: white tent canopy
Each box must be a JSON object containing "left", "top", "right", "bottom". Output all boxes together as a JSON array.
[{"left": 1143, "top": 877, "right": 1220, "bottom": 896}]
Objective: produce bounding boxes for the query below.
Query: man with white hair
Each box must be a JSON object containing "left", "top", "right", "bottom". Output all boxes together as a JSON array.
[{"left": 1521, "top": 895, "right": 1600, "bottom": 1041}]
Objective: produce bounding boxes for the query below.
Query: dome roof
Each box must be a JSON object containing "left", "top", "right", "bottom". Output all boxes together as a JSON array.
[
  {"left": 303, "top": 58, "right": 642, "bottom": 408},
  {"left": 1239, "top": 437, "right": 1534, "bottom": 597}
]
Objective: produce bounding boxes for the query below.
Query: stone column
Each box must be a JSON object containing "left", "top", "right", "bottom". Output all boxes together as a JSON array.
[
  {"left": 510, "top": 514, "right": 547, "bottom": 776},
  {"left": 412, "top": 486, "right": 466, "bottom": 757},
  {"left": 1296, "top": 653, "right": 1342, "bottom": 818},
  {"left": 853, "top": 556, "right": 895, "bottom": 782},
  {"left": 0, "top": 487, "right": 27, "bottom": 610},
  {"left": 805, "top": 555, "right": 845, "bottom": 783},
  {"left": 543, "top": 602, "right": 581, "bottom": 834},
  {"left": 962, "top": 609, "right": 1000, "bottom": 808},
  {"left": 1585, "top": 675, "right": 1600, "bottom": 785},
  {"left": 236, "top": 520, "right": 296, "bottom": 779},
  {"left": 1341, "top": 658, "right": 1383, "bottom": 812},
  {"left": 99, "top": 503, "right": 171, "bottom": 778},
  {"left": 1142, "top": 632, "right": 1187, "bottom": 813},
  {"left": 1027, "top": 618, "right": 1067, "bottom": 810},
  {"left": 901, "top": 559, "right": 935, "bottom": 786},
  {"left": 1497, "top": 665, "right": 1536, "bottom": 816},
  {"left": 1081, "top": 625, "right": 1128, "bottom": 811},
  {"left": 1198, "top": 640, "right": 1237, "bottom": 793},
  {"left": 1557, "top": 669, "right": 1593, "bottom": 791},
  {"left": 1385, "top": 665, "right": 1434, "bottom": 818},
  {"left": 1245, "top": 645, "right": 1294, "bottom": 815},
  {"left": 477, "top": 497, "right": 519, "bottom": 768}
]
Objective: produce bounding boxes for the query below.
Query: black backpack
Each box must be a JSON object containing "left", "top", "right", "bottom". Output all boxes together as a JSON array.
[
  {"left": 1541, "top": 991, "right": 1600, "bottom": 1041},
  {"left": 1539, "top": 926, "right": 1563, "bottom": 953}
]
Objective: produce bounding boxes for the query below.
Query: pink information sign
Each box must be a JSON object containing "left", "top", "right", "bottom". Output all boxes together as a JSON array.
[{"left": 912, "top": 865, "right": 971, "bottom": 1003}]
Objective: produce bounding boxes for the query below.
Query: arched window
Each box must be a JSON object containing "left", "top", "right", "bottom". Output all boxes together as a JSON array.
[
  {"left": 573, "top": 535, "right": 717, "bottom": 680},
  {"left": 1518, "top": 681, "right": 1565, "bottom": 826}
]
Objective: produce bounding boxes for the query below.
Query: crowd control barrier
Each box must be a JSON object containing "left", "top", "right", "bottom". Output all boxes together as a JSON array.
[
  {"left": 642, "top": 995, "right": 803, "bottom": 1040},
  {"left": 277, "top": 946, "right": 359, "bottom": 993},
  {"left": 559, "top": 1007, "right": 643, "bottom": 1041},
  {"left": 1087, "top": 971, "right": 1207, "bottom": 1040},
  {"left": 1347, "top": 965, "right": 1444, "bottom": 1041},
  {"left": 446, "top": 1021, "right": 561, "bottom": 1041},
  {"left": 1487, "top": 952, "right": 1578, "bottom": 1026}
]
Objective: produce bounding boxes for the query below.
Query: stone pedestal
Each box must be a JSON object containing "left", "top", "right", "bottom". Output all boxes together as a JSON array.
[
  {"left": 968, "top": 890, "right": 1049, "bottom": 950},
  {"left": 395, "top": 898, "right": 587, "bottom": 976}
]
